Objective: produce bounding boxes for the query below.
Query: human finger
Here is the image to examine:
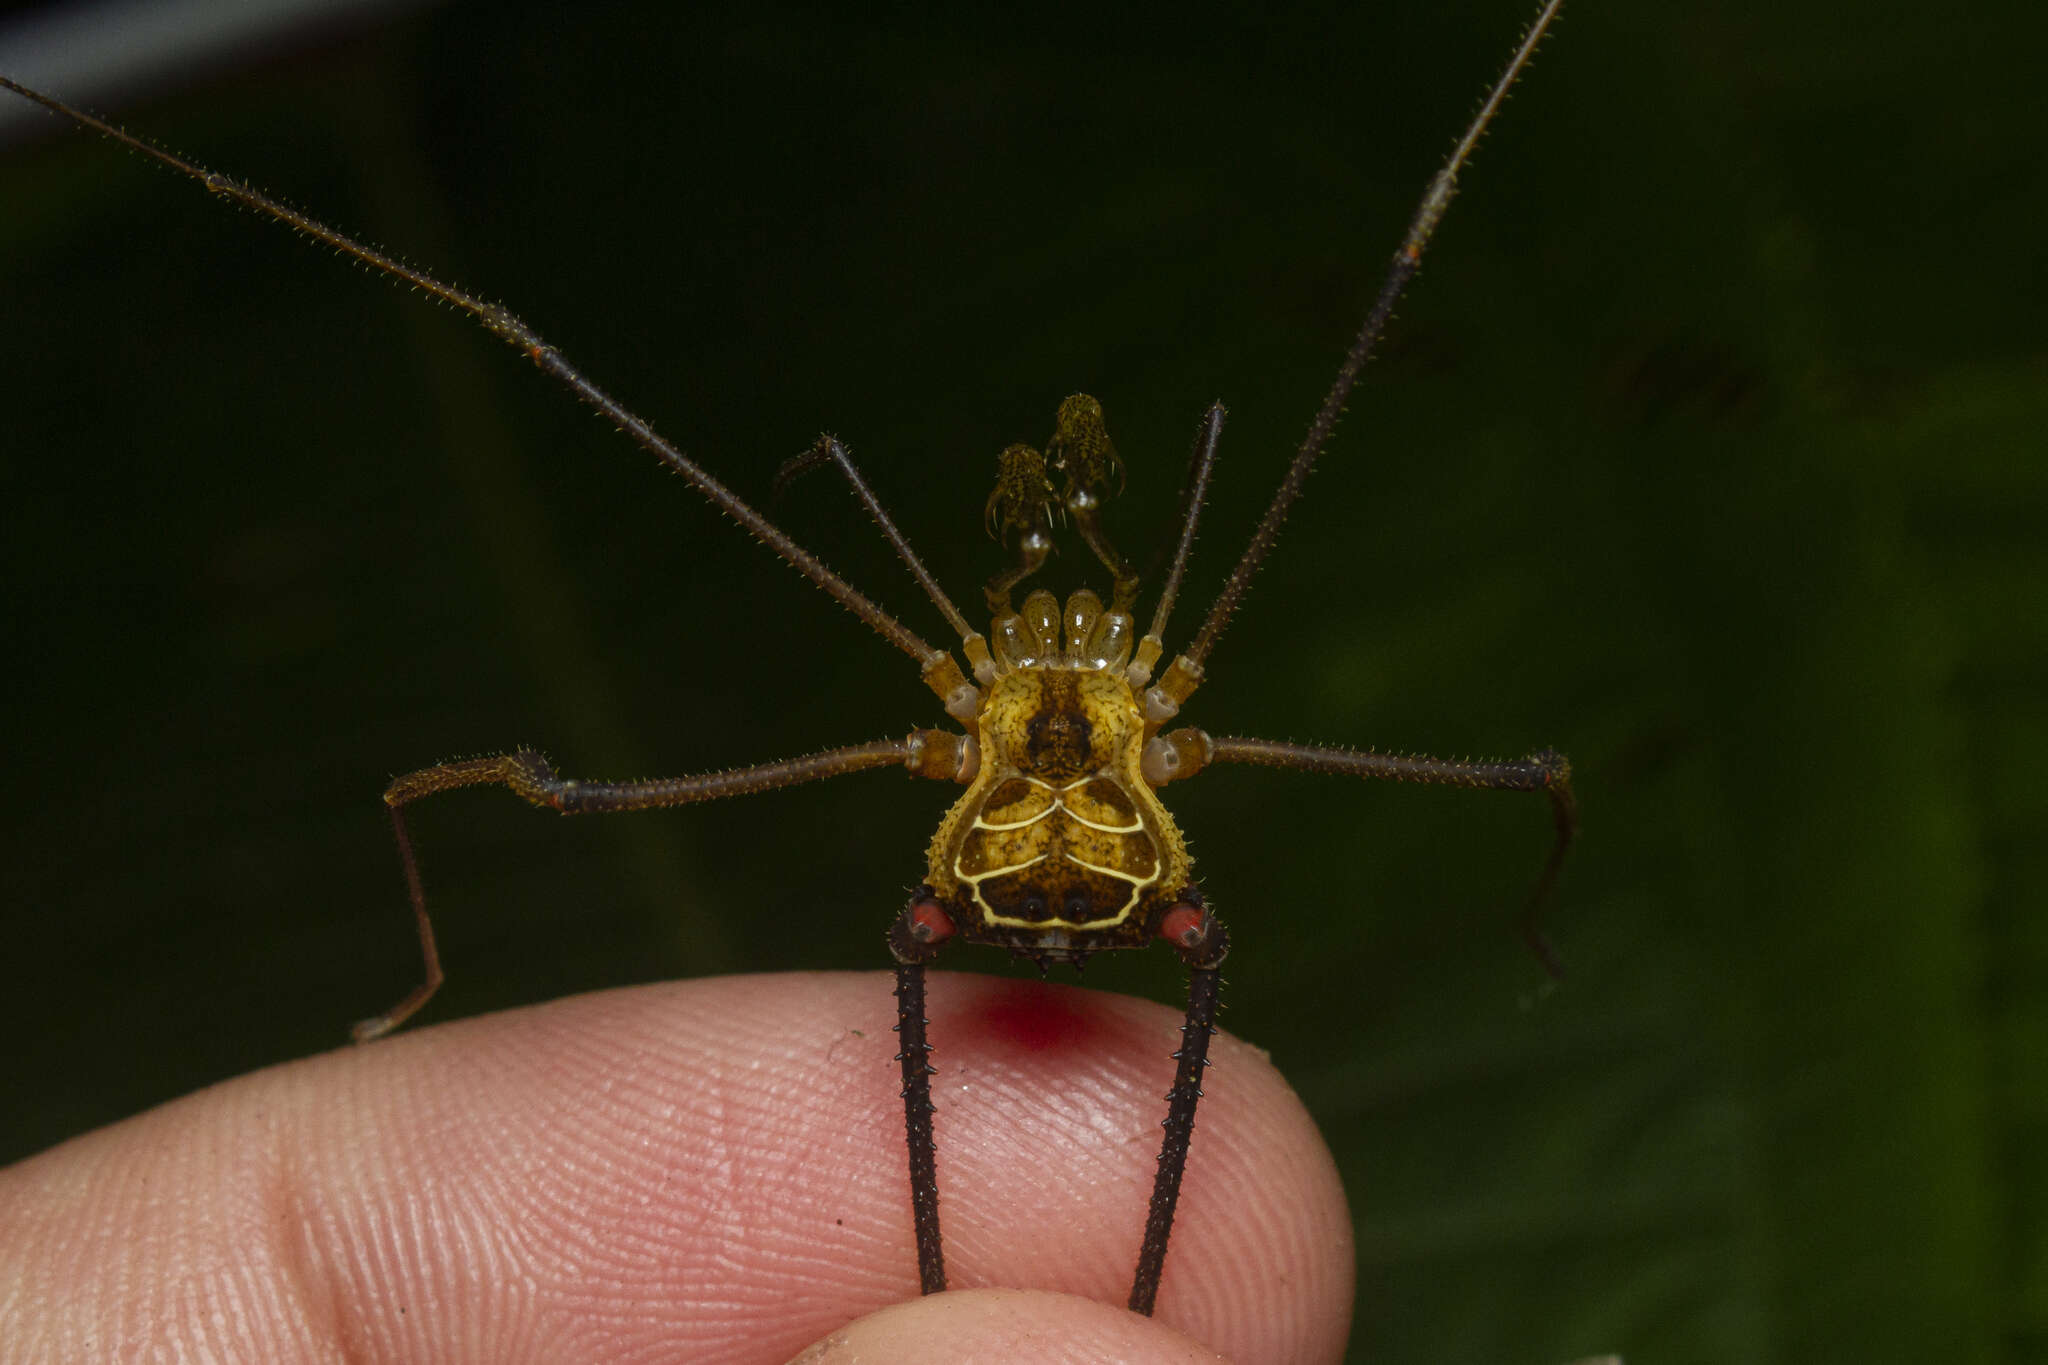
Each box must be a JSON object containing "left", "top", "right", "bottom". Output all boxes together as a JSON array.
[{"left": 1, "top": 971, "right": 1349, "bottom": 1362}]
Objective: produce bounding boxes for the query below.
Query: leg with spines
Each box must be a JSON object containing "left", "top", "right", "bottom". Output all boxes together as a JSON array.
[
  {"left": 1129, "top": 898, "right": 1231, "bottom": 1316},
  {"left": 1200, "top": 738, "right": 1576, "bottom": 973},
  {"left": 888, "top": 895, "right": 954, "bottom": 1294},
  {"left": 362, "top": 738, "right": 944, "bottom": 1041}
]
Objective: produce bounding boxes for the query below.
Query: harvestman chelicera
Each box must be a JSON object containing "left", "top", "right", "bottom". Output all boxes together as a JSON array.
[{"left": 2, "top": 0, "right": 1575, "bottom": 1317}]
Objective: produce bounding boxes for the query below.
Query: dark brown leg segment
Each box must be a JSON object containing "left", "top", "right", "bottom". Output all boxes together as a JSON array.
[
  {"left": 889, "top": 900, "right": 951, "bottom": 1295},
  {"left": 1208, "top": 736, "right": 1576, "bottom": 974},
  {"left": 357, "top": 737, "right": 919, "bottom": 1041},
  {"left": 1130, "top": 905, "right": 1231, "bottom": 1316}
]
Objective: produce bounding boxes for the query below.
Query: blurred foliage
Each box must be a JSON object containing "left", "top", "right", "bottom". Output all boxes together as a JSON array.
[{"left": 2, "top": 1, "right": 2041, "bottom": 1361}]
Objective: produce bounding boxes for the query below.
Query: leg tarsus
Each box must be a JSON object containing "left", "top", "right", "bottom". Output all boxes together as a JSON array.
[
  {"left": 353, "top": 804, "right": 445, "bottom": 1042},
  {"left": 1520, "top": 750, "right": 1577, "bottom": 978}
]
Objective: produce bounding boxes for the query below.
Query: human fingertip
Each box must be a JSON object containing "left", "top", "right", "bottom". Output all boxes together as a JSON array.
[{"left": 787, "top": 1287, "right": 1231, "bottom": 1365}]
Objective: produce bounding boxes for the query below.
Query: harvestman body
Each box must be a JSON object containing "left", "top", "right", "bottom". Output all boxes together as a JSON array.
[{"left": 3, "top": 0, "right": 1575, "bottom": 1316}]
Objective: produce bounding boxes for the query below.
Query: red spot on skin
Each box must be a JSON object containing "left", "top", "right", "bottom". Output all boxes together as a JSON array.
[{"left": 956, "top": 979, "right": 1103, "bottom": 1053}]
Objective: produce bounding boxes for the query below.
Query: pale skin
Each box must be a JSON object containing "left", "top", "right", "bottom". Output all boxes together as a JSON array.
[{"left": 0, "top": 971, "right": 1353, "bottom": 1363}]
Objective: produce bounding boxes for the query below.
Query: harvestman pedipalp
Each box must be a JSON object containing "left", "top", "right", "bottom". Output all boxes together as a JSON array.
[{"left": 1, "top": 0, "right": 1575, "bottom": 1316}]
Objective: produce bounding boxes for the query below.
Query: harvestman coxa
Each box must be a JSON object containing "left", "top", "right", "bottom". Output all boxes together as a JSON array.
[{"left": 3, "top": 0, "right": 1575, "bottom": 1317}]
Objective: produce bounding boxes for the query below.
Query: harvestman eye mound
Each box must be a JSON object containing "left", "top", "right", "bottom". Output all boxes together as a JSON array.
[{"left": 4, "top": 0, "right": 1576, "bottom": 1319}]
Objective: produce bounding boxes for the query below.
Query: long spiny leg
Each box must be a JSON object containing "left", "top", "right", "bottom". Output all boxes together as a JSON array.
[
  {"left": 1130, "top": 898, "right": 1231, "bottom": 1316},
  {"left": 1169, "top": 734, "right": 1577, "bottom": 972},
  {"left": 0, "top": 76, "right": 971, "bottom": 704},
  {"left": 361, "top": 733, "right": 971, "bottom": 1041},
  {"left": 1127, "top": 0, "right": 1561, "bottom": 726},
  {"left": 1172, "top": 0, "right": 1567, "bottom": 683},
  {"left": 888, "top": 894, "right": 955, "bottom": 1295}
]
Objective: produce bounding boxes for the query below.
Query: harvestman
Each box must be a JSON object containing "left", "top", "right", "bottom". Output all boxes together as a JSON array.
[{"left": 3, "top": 0, "right": 1576, "bottom": 1317}]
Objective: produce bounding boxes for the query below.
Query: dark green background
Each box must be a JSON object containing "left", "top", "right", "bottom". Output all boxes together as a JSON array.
[{"left": 3, "top": 2, "right": 2041, "bottom": 1360}]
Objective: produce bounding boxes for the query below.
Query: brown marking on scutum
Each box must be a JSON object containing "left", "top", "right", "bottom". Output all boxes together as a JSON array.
[
  {"left": 1024, "top": 706, "right": 1094, "bottom": 780},
  {"left": 980, "top": 777, "right": 1043, "bottom": 824},
  {"left": 1071, "top": 777, "right": 1142, "bottom": 830}
]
